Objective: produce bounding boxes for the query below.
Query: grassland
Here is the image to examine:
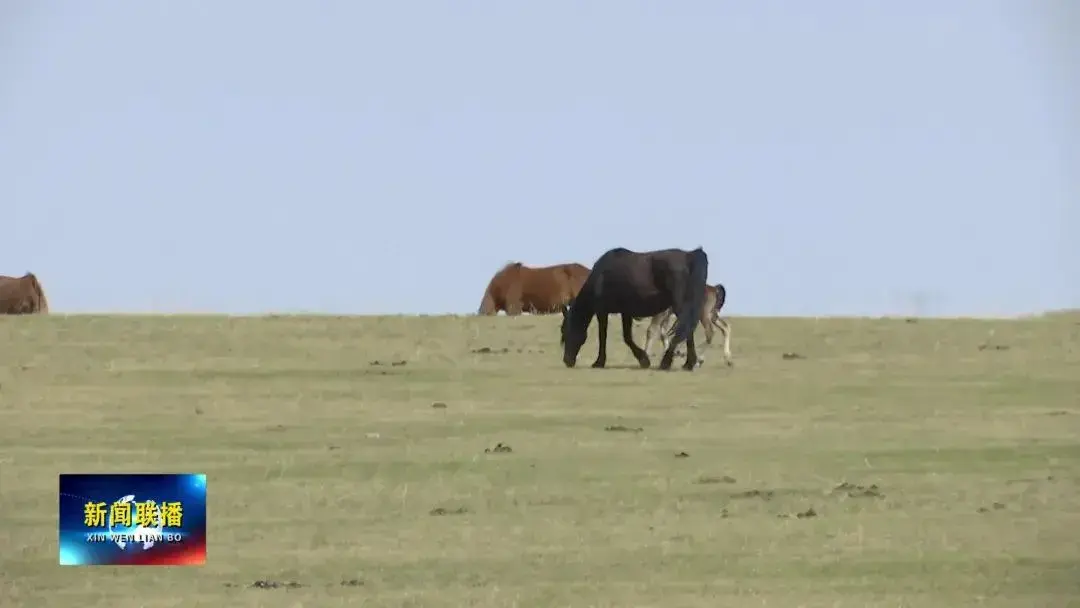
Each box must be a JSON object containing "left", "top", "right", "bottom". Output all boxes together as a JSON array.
[{"left": 1, "top": 313, "right": 1079, "bottom": 607}]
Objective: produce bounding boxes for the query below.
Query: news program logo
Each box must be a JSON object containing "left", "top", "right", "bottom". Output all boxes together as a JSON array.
[{"left": 58, "top": 473, "right": 207, "bottom": 566}]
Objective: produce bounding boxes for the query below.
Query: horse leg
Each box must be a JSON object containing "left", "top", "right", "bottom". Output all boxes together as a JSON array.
[
  {"left": 504, "top": 285, "right": 524, "bottom": 315},
  {"left": 660, "top": 275, "right": 691, "bottom": 371},
  {"left": 682, "top": 332, "right": 699, "bottom": 371},
  {"left": 688, "top": 318, "right": 707, "bottom": 366},
  {"left": 505, "top": 296, "right": 523, "bottom": 315},
  {"left": 622, "top": 313, "right": 651, "bottom": 369},
  {"left": 591, "top": 313, "right": 609, "bottom": 368}
]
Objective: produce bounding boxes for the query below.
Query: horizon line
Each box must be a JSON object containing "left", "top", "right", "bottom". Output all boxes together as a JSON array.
[{"left": 7, "top": 310, "right": 1076, "bottom": 320}]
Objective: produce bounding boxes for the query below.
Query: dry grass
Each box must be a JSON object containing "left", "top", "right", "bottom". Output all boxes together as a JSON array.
[{"left": 1, "top": 313, "right": 1079, "bottom": 607}]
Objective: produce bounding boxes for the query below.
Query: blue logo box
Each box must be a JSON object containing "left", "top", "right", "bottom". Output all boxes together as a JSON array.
[{"left": 58, "top": 473, "right": 207, "bottom": 566}]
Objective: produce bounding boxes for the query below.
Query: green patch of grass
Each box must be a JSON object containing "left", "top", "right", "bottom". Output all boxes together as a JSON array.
[{"left": 863, "top": 443, "right": 1080, "bottom": 473}]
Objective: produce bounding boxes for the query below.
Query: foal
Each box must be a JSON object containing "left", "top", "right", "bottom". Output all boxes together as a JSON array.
[{"left": 643, "top": 283, "right": 733, "bottom": 367}]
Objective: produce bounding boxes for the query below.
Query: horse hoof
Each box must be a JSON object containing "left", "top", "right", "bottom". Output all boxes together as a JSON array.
[
  {"left": 591, "top": 361, "right": 606, "bottom": 369},
  {"left": 638, "top": 359, "right": 651, "bottom": 369}
]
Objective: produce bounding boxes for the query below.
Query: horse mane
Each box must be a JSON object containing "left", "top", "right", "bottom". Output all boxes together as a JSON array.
[{"left": 565, "top": 272, "right": 596, "bottom": 325}]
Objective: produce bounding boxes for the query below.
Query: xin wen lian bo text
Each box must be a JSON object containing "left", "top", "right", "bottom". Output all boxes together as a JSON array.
[{"left": 83, "top": 499, "right": 185, "bottom": 544}]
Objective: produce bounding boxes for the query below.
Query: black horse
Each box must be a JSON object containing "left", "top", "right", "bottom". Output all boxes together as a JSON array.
[{"left": 560, "top": 247, "right": 709, "bottom": 371}]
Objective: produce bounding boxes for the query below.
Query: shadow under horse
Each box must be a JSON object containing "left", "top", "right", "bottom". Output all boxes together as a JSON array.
[{"left": 560, "top": 247, "right": 709, "bottom": 371}]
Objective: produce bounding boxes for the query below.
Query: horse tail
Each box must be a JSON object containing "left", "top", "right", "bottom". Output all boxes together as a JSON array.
[
  {"left": 713, "top": 283, "right": 726, "bottom": 312},
  {"left": 671, "top": 248, "right": 708, "bottom": 343}
]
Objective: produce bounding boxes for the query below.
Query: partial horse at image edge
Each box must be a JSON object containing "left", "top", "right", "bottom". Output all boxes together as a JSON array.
[
  {"left": 478, "top": 262, "right": 590, "bottom": 316},
  {"left": 0, "top": 272, "right": 50, "bottom": 314}
]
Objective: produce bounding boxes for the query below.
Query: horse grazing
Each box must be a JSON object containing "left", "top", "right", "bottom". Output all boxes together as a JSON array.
[
  {"left": 0, "top": 272, "right": 50, "bottom": 314},
  {"left": 560, "top": 247, "right": 709, "bottom": 371},
  {"left": 478, "top": 262, "right": 590, "bottom": 315},
  {"left": 644, "top": 283, "right": 733, "bottom": 367}
]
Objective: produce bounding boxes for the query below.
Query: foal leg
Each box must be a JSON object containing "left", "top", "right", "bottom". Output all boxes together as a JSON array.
[
  {"left": 644, "top": 311, "right": 668, "bottom": 356},
  {"left": 715, "top": 316, "right": 734, "bottom": 367},
  {"left": 661, "top": 313, "right": 676, "bottom": 352},
  {"left": 621, "top": 313, "right": 651, "bottom": 368},
  {"left": 591, "top": 313, "right": 609, "bottom": 368},
  {"left": 659, "top": 279, "right": 690, "bottom": 371},
  {"left": 702, "top": 313, "right": 715, "bottom": 345},
  {"left": 688, "top": 318, "right": 708, "bottom": 367},
  {"left": 659, "top": 313, "right": 682, "bottom": 370}
]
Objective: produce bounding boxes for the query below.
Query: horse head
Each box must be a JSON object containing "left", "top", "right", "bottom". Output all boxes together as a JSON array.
[{"left": 560, "top": 298, "right": 586, "bottom": 367}]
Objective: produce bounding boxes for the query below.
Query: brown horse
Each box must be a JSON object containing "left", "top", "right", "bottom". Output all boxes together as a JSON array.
[
  {"left": 478, "top": 262, "right": 590, "bottom": 315},
  {"left": 0, "top": 272, "right": 50, "bottom": 314},
  {"left": 643, "top": 283, "right": 732, "bottom": 367}
]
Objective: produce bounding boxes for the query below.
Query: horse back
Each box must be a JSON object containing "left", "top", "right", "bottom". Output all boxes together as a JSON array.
[
  {"left": 702, "top": 285, "right": 717, "bottom": 314},
  {"left": 578, "top": 249, "right": 687, "bottom": 316},
  {"left": 520, "top": 264, "right": 585, "bottom": 312},
  {"left": 560, "top": 263, "right": 590, "bottom": 296},
  {"left": 712, "top": 283, "right": 726, "bottom": 312},
  {"left": 490, "top": 263, "right": 524, "bottom": 290}
]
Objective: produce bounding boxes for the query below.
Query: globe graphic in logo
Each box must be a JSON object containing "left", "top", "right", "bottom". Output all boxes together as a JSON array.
[{"left": 107, "top": 494, "right": 163, "bottom": 551}]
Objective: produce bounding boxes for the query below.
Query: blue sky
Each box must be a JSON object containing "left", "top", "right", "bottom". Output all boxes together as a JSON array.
[{"left": 2, "top": 1, "right": 1076, "bottom": 316}]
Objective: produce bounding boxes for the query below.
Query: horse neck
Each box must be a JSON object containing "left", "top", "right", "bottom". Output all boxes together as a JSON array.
[{"left": 569, "top": 292, "right": 595, "bottom": 325}]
